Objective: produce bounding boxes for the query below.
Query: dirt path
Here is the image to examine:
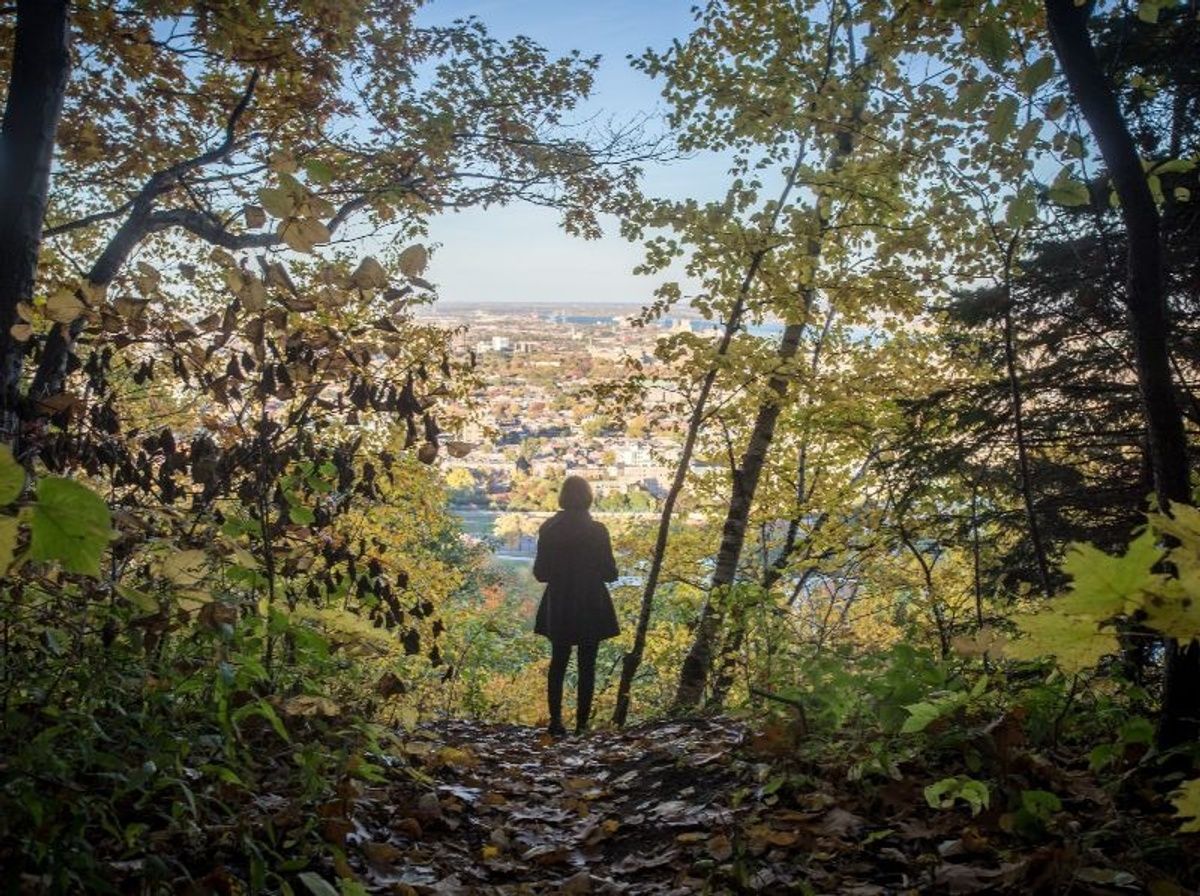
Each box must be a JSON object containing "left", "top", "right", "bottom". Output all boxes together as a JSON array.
[
  {"left": 346, "top": 718, "right": 753, "bottom": 894},
  {"left": 330, "top": 717, "right": 1186, "bottom": 895}
]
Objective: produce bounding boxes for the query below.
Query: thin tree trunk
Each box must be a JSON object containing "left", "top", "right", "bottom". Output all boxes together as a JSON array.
[
  {"left": 1045, "top": 0, "right": 1195, "bottom": 748},
  {"left": 999, "top": 240, "right": 1052, "bottom": 596},
  {"left": 673, "top": 309, "right": 813, "bottom": 710},
  {"left": 0, "top": 0, "right": 71, "bottom": 443},
  {"left": 611, "top": 160, "right": 805, "bottom": 726},
  {"left": 673, "top": 16, "right": 875, "bottom": 712}
]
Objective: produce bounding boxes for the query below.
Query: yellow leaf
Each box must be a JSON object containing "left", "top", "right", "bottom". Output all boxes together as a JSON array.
[
  {"left": 397, "top": 244, "right": 429, "bottom": 277},
  {"left": 1171, "top": 778, "right": 1200, "bottom": 833},
  {"left": 1005, "top": 609, "right": 1119, "bottom": 673},
  {"left": 45, "top": 288, "right": 85, "bottom": 324},
  {"left": 351, "top": 256, "right": 388, "bottom": 290},
  {"left": 241, "top": 274, "right": 268, "bottom": 312},
  {"left": 159, "top": 548, "right": 208, "bottom": 586},
  {"left": 1141, "top": 576, "right": 1200, "bottom": 641},
  {"left": 283, "top": 694, "right": 341, "bottom": 717},
  {"left": 0, "top": 516, "right": 18, "bottom": 574}
]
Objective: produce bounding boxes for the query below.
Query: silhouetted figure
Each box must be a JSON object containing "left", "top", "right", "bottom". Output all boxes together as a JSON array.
[{"left": 533, "top": 475, "right": 620, "bottom": 736}]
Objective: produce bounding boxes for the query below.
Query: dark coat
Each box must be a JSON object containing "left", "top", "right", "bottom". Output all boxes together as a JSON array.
[{"left": 533, "top": 510, "right": 620, "bottom": 645}]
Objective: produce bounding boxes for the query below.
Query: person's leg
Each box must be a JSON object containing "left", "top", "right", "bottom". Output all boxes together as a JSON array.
[
  {"left": 547, "top": 640, "right": 571, "bottom": 735},
  {"left": 575, "top": 641, "right": 599, "bottom": 733}
]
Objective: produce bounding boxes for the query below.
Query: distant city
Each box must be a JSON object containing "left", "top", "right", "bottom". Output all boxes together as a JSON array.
[{"left": 418, "top": 302, "right": 716, "bottom": 556}]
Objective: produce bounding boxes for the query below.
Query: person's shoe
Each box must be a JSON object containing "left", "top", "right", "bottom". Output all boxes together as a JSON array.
[{"left": 547, "top": 720, "right": 568, "bottom": 738}]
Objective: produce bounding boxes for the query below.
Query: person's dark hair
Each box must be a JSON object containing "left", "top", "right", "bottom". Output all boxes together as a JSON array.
[{"left": 558, "top": 475, "right": 593, "bottom": 511}]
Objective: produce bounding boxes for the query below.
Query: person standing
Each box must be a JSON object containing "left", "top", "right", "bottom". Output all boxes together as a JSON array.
[{"left": 533, "top": 476, "right": 620, "bottom": 736}]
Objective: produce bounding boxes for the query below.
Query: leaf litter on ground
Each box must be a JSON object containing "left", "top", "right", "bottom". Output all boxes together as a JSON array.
[{"left": 297, "top": 717, "right": 1197, "bottom": 895}]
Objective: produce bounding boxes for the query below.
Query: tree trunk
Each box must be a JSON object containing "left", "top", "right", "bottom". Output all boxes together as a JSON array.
[
  {"left": 1044, "top": 0, "right": 1195, "bottom": 747},
  {"left": 0, "top": 0, "right": 71, "bottom": 443},
  {"left": 673, "top": 310, "right": 812, "bottom": 710},
  {"left": 610, "top": 294, "right": 745, "bottom": 726},
  {"left": 611, "top": 156, "right": 810, "bottom": 727},
  {"left": 673, "top": 19, "right": 877, "bottom": 712},
  {"left": 1001, "top": 296, "right": 1052, "bottom": 597}
]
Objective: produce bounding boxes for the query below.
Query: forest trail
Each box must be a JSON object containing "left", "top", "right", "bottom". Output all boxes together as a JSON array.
[{"left": 324, "top": 716, "right": 1136, "bottom": 895}]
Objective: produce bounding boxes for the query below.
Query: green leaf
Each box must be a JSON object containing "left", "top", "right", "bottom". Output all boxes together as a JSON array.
[
  {"left": 1006, "top": 609, "right": 1120, "bottom": 673},
  {"left": 1018, "top": 55, "right": 1055, "bottom": 94},
  {"left": 1048, "top": 168, "right": 1090, "bottom": 206},
  {"left": 1020, "top": 789, "right": 1062, "bottom": 820},
  {"left": 298, "top": 872, "right": 340, "bottom": 896},
  {"left": 1005, "top": 186, "right": 1038, "bottom": 228},
  {"left": 1057, "top": 529, "right": 1162, "bottom": 617},
  {"left": 1118, "top": 717, "right": 1154, "bottom": 745},
  {"left": 1137, "top": 1, "right": 1161, "bottom": 24},
  {"left": 304, "top": 158, "right": 336, "bottom": 184},
  {"left": 977, "top": 20, "right": 1012, "bottom": 70},
  {"left": 258, "top": 186, "right": 295, "bottom": 219},
  {"left": 289, "top": 505, "right": 316, "bottom": 525},
  {"left": 925, "top": 776, "right": 989, "bottom": 816},
  {"left": 29, "top": 477, "right": 112, "bottom": 576},
  {"left": 0, "top": 515, "right": 18, "bottom": 573},
  {"left": 0, "top": 444, "right": 25, "bottom": 504},
  {"left": 987, "top": 96, "right": 1019, "bottom": 142}
]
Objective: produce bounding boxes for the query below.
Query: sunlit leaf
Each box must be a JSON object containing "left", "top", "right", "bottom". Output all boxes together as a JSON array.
[
  {"left": 1006, "top": 609, "right": 1119, "bottom": 673},
  {"left": 28, "top": 477, "right": 112, "bottom": 577},
  {"left": 0, "top": 443, "right": 25, "bottom": 505},
  {"left": 0, "top": 516, "right": 18, "bottom": 574},
  {"left": 1171, "top": 778, "right": 1200, "bottom": 833}
]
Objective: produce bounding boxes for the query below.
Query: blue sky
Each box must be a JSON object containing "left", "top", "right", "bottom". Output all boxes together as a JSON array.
[{"left": 416, "top": 0, "right": 723, "bottom": 305}]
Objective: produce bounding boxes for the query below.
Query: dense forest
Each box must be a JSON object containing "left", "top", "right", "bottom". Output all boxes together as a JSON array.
[{"left": 0, "top": 0, "right": 1198, "bottom": 893}]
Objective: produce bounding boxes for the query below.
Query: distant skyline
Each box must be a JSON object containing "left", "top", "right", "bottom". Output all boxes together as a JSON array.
[{"left": 416, "top": 0, "right": 726, "bottom": 306}]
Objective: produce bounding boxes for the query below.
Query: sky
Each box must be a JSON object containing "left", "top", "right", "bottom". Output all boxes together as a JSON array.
[{"left": 414, "top": 0, "right": 725, "bottom": 306}]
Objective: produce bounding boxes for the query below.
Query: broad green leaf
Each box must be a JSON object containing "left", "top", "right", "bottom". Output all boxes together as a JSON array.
[
  {"left": 304, "top": 158, "right": 336, "bottom": 184},
  {"left": 297, "top": 872, "right": 339, "bottom": 896},
  {"left": 1137, "top": 1, "right": 1161, "bottom": 23},
  {"left": 29, "top": 477, "right": 112, "bottom": 577},
  {"left": 1048, "top": 168, "right": 1090, "bottom": 206},
  {"left": 1006, "top": 609, "right": 1119, "bottom": 673},
  {"left": 977, "top": 20, "right": 1012, "bottom": 70},
  {"left": 258, "top": 186, "right": 294, "bottom": 219},
  {"left": 1118, "top": 717, "right": 1154, "bottom": 745},
  {"left": 0, "top": 515, "right": 18, "bottom": 573},
  {"left": 1005, "top": 186, "right": 1037, "bottom": 228},
  {"left": 0, "top": 443, "right": 25, "bottom": 504},
  {"left": 1056, "top": 529, "right": 1161, "bottom": 617},
  {"left": 900, "top": 702, "right": 941, "bottom": 733},
  {"left": 987, "top": 96, "right": 1019, "bottom": 142},
  {"left": 289, "top": 505, "right": 316, "bottom": 525},
  {"left": 925, "top": 776, "right": 989, "bottom": 816},
  {"left": 1020, "top": 789, "right": 1061, "bottom": 820},
  {"left": 1018, "top": 55, "right": 1055, "bottom": 94}
]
